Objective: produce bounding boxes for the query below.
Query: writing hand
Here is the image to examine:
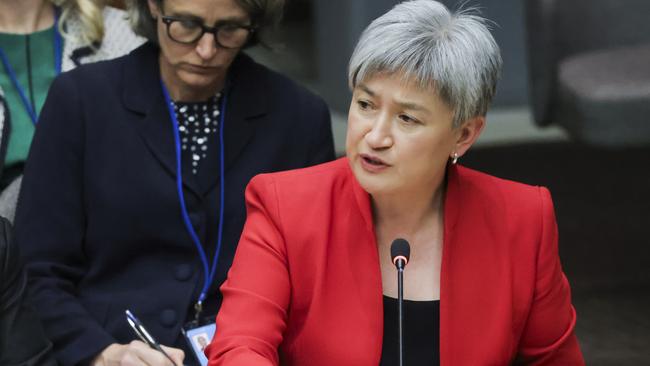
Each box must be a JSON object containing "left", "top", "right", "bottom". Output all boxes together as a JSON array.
[{"left": 91, "top": 341, "right": 185, "bottom": 366}]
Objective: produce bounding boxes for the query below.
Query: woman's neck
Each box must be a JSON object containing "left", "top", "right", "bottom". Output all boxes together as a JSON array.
[
  {"left": 372, "top": 184, "right": 445, "bottom": 238},
  {"left": 0, "top": 0, "right": 55, "bottom": 34},
  {"left": 375, "top": 184, "right": 446, "bottom": 302}
]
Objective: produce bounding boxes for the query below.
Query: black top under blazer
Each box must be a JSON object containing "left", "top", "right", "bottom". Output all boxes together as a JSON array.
[{"left": 14, "top": 42, "right": 335, "bottom": 366}]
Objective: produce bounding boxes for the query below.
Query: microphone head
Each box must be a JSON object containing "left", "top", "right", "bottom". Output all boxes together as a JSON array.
[{"left": 390, "top": 238, "right": 411, "bottom": 267}]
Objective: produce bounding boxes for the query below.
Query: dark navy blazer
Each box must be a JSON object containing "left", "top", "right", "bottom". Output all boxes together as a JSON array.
[
  {"left": 0, "top": 216, "right": 57, "bottom": 366},
  {"left": 14, "top": 42, "right": 334, "bottom": 366}
]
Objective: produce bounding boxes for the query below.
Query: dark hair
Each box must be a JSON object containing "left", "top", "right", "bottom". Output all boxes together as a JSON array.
[{"left": 126, "top": 0, "right": 285, "bottom": 48}]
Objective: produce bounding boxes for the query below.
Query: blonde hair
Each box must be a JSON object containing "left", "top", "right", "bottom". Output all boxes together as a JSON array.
[{"left": 53, "top": 0, "right": 107, "bottom": 46}]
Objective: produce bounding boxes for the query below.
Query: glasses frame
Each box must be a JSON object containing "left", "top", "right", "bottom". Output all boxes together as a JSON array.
[{"left": 160, "top": 15, "right": 256, "bottom": 49}]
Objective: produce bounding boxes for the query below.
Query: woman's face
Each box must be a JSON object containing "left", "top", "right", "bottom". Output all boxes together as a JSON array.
[
  {"left": 149, "top": 0, "right": 250, "bottom": 100},
  {"left": 346, "top": 73, "right": 460, "bottom": 198}
]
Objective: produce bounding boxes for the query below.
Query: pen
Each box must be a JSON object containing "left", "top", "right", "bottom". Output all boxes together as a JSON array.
[{"left": 125, "top": 309, "right": 178, "bottom": 366}]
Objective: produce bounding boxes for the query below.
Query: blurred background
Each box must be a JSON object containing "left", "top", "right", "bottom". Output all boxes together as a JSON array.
[{"left": 113, "top": 0, "right": 649, "bottom": 364}]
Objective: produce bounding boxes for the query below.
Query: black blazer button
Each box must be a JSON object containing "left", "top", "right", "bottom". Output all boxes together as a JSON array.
[
  {"left": 175, "top": 264, "right": 193, "bottom": 281},
  {"left": 160, "top": 309, "right": 177, "bottom": 328}
]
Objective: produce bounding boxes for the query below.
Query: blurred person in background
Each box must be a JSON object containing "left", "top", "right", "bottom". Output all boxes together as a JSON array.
[
  {"left": 207, "top": 0, "right": 584, "bottom": 365},
  {"left": 14, "top": 0, "right": 334, "bottom": 365},
  {"left": 0, "top": 0, "right": 144, "bottom": 220}
]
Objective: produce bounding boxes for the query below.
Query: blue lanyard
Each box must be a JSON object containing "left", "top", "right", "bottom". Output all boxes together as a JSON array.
[
  {"left": 0, "top": 8, "right": 62, "bottom": 125},
  {"left": 161, "top": 80, "right": 227, "bottom": 313}
]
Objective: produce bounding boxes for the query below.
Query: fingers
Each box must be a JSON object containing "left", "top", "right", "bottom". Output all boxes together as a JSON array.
[
  {"left": 161, "top": 345, "right": 185, "bottom": 366},
  {"left": 90, "top": 343, "right": 126, "bottom": 366},
  {"left": 121, "top": 341, "right": 185, "bottom": 366}
]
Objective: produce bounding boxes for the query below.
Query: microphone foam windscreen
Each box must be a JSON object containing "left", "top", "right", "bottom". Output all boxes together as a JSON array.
[{"left": 390, "top": 238, "right": 411, "bottom": 263}]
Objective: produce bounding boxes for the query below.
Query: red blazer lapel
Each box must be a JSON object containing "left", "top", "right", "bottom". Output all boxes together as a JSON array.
[{"left": 347, "top": 166, "right": 384, "bottom": 362}]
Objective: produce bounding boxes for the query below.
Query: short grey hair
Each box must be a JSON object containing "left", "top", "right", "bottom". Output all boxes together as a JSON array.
[
  {"left": 126, "top": 0, "right": 285, "bottom": 47},
  {"left": 348, "top": 0, "right": 502, "bottom": 128}
]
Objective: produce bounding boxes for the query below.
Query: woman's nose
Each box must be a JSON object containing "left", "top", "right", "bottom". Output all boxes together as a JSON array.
[
  {"left": 364, "top": 114, "right": 393, "bottom": 149},
  {"left": 195, "top": 33, "right": 218, "bottom": 60}
]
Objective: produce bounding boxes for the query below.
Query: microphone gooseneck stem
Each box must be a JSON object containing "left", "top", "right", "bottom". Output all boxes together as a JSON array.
[{"left": 398, "top": 267, "right": 404, "bottom": 366}]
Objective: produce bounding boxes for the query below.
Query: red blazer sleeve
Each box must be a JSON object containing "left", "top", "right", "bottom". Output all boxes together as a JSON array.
[
  {"left": 515, "top": 187, "right": 584, "bottom": 365},
  {"left": 206, "top": 175, "right": 288, "bottom": 365}
]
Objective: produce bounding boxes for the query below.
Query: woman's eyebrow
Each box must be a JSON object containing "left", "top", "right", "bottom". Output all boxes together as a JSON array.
[
  {"left": 358, "top": 84, "right": 428, "bottom": 112},
  {"left": 216, "top": 15, "right": 251, "bottom": 23},
  {"left": 166, "top": 11, "right": 203, "bottom": 21},
  {"left": 165, "top": 12, "right": 249, "bottom": 25},
  {"left": 395, "top": 100, "right": 427, "bottom": 112},
  {"left": 357, "top": 84, "right": 375, "bottom": 96}
]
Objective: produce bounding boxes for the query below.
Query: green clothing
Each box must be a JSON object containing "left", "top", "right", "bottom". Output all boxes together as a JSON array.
[{"left": 0, "top": 26, "right": 57, "bottom": 168}]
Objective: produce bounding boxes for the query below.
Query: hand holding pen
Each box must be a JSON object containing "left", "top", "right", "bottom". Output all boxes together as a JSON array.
[
  {"left": 124, "top": 310, "right": 177, "bottom": 364},
  {"left": 91, "top": 341, "right": 185, "bottom": 366},
  {"left": 91, "top": 311, "right": 185, "bottom": 366}
]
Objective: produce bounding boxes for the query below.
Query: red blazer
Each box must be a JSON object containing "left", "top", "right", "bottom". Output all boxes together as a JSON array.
[{"left": 207, "top": 158, "right": 584, "bottom": 365}]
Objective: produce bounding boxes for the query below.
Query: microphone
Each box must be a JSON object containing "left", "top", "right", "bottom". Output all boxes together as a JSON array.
[
  {"left": 390, "top": 238, "right": 411, "bottom": 366},
  {"left": 391, "top": 238, "right": 410, "bottom": 270}
]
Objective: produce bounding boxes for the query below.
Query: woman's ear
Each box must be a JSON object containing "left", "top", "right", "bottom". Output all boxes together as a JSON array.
[
  {"left": 452, "top": 116, "right": 485, "bottom": 159},
  {"left": 147, "top": 0, "right": 160, "bottom": 18}
]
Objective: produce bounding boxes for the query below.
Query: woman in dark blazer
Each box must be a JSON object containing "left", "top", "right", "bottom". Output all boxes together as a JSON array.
[
  {"left": 208, "top": 1, "right": 583, "bottom": 365},
  {"left": 0, "top": 0, "right": 144, "bottom": 221},
  {"left": 14, "top": 0, "right": 334, "bottom": 365}
]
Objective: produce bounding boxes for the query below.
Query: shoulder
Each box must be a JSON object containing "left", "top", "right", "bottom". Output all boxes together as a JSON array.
[
  {"left": 40, "top": 45, "right": 155, "bottom": 135},
  {"left": 244, "top": 159, "right": 358, "bottom": 240},
  {"left": 232, "top": 53, "right": 328, "bottom": 111},
  {"left": 455, "top": 165, "right": 550, "bottom": 211},
  {"left": 450, "top": 166, "right": 560, "bottom": 277},
  {"left": 451, "top": 165, "right": 555, "bottom": 237},
  {"left": 54, "top": 43, "right": 150, "bottom": 93},
  {"left": 249, "top": 158, "right": 350, "bottom": 196},
  {"left": 450, "top": 166, "right": 559, "bottom": 274},
  {"left": 49, "top": 59, "right": 116, "bottom": 99},
  {"left": 246, "top": 159, "right": 353, "bottom": 215}
]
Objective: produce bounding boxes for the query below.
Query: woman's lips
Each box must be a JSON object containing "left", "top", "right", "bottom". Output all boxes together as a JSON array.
[
  {"left": 183, "top": 64, "right": 217, "bottom": 74},
  {"left": 359, "top": 154, "right": 390, "bottom": 173}
]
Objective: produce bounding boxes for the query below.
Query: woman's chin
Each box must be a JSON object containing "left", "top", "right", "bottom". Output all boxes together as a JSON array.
[
  {"left": 177, "top": 72, "right": 221, "bottom": 95},
  {"left": 354, "top": 171, "right": 394, "bottom": 197}
]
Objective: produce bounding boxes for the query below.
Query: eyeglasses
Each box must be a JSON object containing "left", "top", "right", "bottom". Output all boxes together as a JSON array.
[{"left": 160, "top": 15, "right": 256, "bottom": 49}]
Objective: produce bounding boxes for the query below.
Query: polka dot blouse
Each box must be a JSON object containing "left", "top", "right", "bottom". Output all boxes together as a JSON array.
[{"left": 171, "top": 93, "right": 222, "bottom": 175}]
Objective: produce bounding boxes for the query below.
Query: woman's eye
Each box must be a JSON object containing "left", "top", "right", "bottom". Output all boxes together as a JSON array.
[
  {"left": 357, "top": 100, "right": 371, "bottom": 110},
  {"left": 179, "top": 19, "right": 201, "bottom": 30},
  {"left": 220, "top": 24, "right": 240, "bottom": 33},
  {"left": 399, "top": 114, "right": 418, "bottom": 124}
]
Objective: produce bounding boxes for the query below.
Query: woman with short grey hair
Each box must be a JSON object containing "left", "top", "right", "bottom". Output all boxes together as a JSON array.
[
  {"left": 347, "top": 0, "right": 501, "bottom": 129},
  {"left": 208, "top": 1, "right": 584, "bottom": 364},
  {"left": 15, "top": 0, "right": 334, "bottom": 365}
]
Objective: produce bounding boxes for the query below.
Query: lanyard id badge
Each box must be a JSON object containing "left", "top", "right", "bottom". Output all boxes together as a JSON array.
[
  {"left": 182, "top": 319, "right": 216, "bottom": 366},
  {"left": 161, "top": 80, "right": 228, "bottom": 321}
]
